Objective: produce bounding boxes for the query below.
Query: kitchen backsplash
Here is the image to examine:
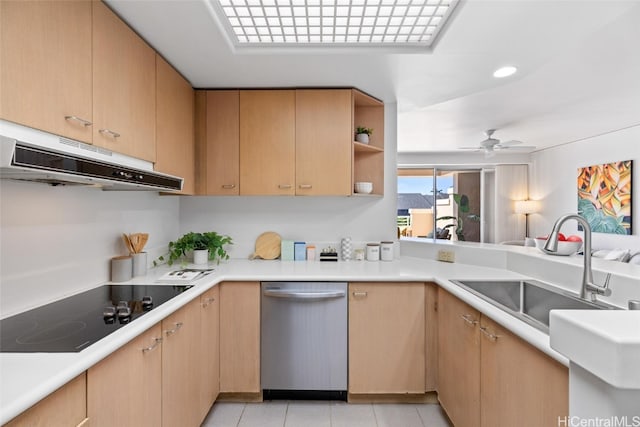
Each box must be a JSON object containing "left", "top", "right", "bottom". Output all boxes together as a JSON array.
[{"left": 0, "top": 180, "right": 180, "bottom": 316}]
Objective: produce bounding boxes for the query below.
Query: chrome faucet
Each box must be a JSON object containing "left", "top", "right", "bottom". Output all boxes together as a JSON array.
[{"left": 541, "top": 213, "right": 612, "bottom": 302}]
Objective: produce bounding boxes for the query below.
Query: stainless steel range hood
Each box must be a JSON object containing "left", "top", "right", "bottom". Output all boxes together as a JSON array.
[{"left": 0, "top": 120, "right": 183, "bottom": 191}]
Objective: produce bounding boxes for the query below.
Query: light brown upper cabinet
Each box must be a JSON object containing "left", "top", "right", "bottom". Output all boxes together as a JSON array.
[
  {"left": 156, "top": 55, "right": 195, "bottom": 194},
  {"left": 239, "top": 90, "right": 296, "bottom": 195},
  {"left": 0, "top": 1, "right": 93, "bottom": 143},
  {"left": 196, "top": 88, "right": 384, "bottom": 197},
  {"left": 348, "top": 282, "right": 425, "bottom": 394},
  {"left": 92, "top": 1, "right": 156, "bottom": 162},
  {"left": 195, "top": 90, "right": 240, "bottom": 195},
  {"left": 295, "top": 89, "right": 352, "bottom": 196}
]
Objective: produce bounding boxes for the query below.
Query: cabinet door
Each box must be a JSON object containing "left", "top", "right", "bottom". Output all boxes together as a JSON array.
[
  {"left": 92, "top": 1, "right": 156, "bottom": 162},
  {"left": 5, "top": 373, "right": 87, "bottom": 427},
  {"left": 348, "top": 282, "right": 425, "bottom": 394},
  {"left": 220, "top": 281, "right": 261, "bottom": 393},
  {"left": 199, "top": 286, "right": 220, "bottom": 418},
  {"left": 295, "top": 89, "right": 352, "bottom": 195},
  {"left": 197, "top": 90, "right": 240, "bottom": 195},
  {"left": 156, "top": 55, "right": 195, "bottom": 194},
  {"left": 162, "top": 299, "right": 201, "bottom": 427},
  {"left": 480, "top": 315, "right": 568, "bottom": 427},
  {"left": 437, "top": 289, "right": 480, "bottom": 427},
  {"left": 87, "top": 324, "right": 162, "bottom": 427},
  {"left": 0, "top": 1, "right": 92, "bottom": 143},
  {"left": 239, "top": 90, "right": 295, "bottom": 195}
]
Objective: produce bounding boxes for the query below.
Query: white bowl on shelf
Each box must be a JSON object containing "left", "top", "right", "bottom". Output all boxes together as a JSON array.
[
  {"left": 534, "top": 237, "right": 583, "bottom": 256},
  {"left": 354, "top": 182, "right": 373, "bottom": 194}
]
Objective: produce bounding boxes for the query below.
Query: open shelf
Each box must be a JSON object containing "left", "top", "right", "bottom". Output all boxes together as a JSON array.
[
  {"left": 352, "top": 88, "right": 384, "bottom": 196},
  {"left": 354, "top": 141, "right": 384, "bottom": 153}
]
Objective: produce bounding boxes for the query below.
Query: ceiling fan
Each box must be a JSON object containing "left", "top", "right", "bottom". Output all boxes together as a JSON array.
[{"left": 460, "top": 129, "right": 536, "bottom": 157}]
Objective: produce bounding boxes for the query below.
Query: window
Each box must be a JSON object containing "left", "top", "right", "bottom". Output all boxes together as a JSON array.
[{"left": 398, "top": 168, "right": 481, "bottom": 242}]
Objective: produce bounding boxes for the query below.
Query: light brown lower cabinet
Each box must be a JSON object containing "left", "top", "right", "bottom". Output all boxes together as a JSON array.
[
  {"left": 348, "top": 282, "right": 425, "bottom": 394},
  {"left": 200, "top": 286, "right": 221, "bottom": 412},
  {"left": 88, "top": 324, "right": 162, "bottom": 427},
  {"left": 5, "top": 373, "right": 88, "bottom": 427},
  {"left": 438, "top": 288, "right": 569, "bottom": 427},
  {"left": 480, "top": 315, "right": 568, "bottom": 427},
  {"left": 219, "top": 281, "right": 261, "bottom": 393},
  {"left": 162, "top": 298, "right": 202, "bottom": 427}
]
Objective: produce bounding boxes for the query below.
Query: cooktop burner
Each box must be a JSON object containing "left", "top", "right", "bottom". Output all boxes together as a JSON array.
[{"left": 0, "top": 285, "right": 192, "bottom": 353}]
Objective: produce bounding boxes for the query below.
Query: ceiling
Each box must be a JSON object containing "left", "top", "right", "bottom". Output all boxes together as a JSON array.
[{"left": 106, "top": 0, "right": 640, "bottom": 154}]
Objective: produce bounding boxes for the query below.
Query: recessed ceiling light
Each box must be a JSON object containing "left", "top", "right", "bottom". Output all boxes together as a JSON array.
[
  {"left": 210, "top": 0, "right": 460, "bottom": 50},
  {"left": 493, "top": 66, "right": 518, "bottom": 78}
]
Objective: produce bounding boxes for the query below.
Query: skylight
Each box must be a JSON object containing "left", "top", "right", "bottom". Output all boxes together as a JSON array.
[{"left": 210, "top": 0, "right": 459, "bottom": 49}]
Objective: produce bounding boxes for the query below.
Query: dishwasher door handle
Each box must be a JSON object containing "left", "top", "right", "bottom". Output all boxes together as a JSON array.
[{"left": 263, "top": 289, "right": 346, "bottom": 300}]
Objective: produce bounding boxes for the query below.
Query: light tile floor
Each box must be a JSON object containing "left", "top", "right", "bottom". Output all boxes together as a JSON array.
[{"left": 201, "top": 401, "right": 452, "bottom": 427}]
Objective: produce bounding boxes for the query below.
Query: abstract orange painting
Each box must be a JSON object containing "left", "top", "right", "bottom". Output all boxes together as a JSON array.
[{"left": 577, "top": 160, "right": 632, "bottom": 235}]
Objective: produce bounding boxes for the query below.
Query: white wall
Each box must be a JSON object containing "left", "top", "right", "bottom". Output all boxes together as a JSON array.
[
  {"left": 179, "top": 103, "right": 399, "bottom": 258},
  {"left": 529, "top": 124, "right": 640, "bottom": 252},
  {"left": 0, "top": 181, "right": 180, "bottom": 316}
]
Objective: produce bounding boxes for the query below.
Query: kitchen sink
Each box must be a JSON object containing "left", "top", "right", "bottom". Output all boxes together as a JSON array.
[{"left": 450, "top": 279, "right": 618, "bottom": 333}]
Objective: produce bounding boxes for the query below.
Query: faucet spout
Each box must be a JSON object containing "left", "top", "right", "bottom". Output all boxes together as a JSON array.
[{"left": 542, "top": 214, "right": 593, "bottom": 299}]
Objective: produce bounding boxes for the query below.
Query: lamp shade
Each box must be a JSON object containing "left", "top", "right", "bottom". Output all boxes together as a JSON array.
[{"left": 515, "top": 200, "right": 539, "bottom": 215}]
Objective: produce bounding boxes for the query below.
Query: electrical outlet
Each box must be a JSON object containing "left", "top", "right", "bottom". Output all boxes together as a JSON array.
[{"left": 437, "top": 250, "right": 455, "bottom": 263}]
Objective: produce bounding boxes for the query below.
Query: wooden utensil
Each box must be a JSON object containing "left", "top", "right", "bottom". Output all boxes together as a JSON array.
[
  {"left": 249, "top": 231, "right": 282, "bottom": 260},
  {"left": 122, "top": 233, "right": 134, "bottom": 254}
]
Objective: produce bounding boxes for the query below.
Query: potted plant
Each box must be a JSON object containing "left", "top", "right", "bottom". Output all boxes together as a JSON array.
[
  {"left": 436, "top": 193, "right": 480, "bottom": 241},
  {"left": 355, "top": 126, "right": 373, "bottom": 144},
  {"left": 154, "top": 231, "right": 232, "bottom": 266}
]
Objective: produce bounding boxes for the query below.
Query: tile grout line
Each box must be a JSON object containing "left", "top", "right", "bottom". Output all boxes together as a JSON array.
[
  {"left": 415, "top": 405, "right": 426, "bottom": 427},
  {"left": 282, "top": 402, "right": 289, "bottom": 427},
  {"left": 236, "top": 403, "right": 247, "bottom": 427},
  {"left": 372, "top": 403, "right": 380, "bottom": 427}
]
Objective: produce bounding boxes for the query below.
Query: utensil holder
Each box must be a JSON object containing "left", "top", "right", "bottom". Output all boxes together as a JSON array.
[{"left": 132, "top": 252, "right": 147, "bottom": 277}]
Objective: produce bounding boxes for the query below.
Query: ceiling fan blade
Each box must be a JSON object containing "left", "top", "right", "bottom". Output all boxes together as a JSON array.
[
  {"left": 459, "top": 146, "right": 483, "bottom": 151},
  {"left": 497, "top": 140, "right": 523, "bottom": 146},
  {"left": 494, "top": 145, "right": 536, "bottom": 151}
]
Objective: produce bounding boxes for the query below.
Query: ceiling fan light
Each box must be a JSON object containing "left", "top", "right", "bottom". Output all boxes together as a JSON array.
[{"left": 493, "top": 65, "right": 517, "bottom": 78}]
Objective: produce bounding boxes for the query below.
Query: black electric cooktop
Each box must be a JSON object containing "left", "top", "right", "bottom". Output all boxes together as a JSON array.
[{"left": 0, "top": 285, "right": 192, "bottom": 353}]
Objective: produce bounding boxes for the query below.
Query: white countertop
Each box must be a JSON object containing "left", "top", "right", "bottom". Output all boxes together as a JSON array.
[
  {"left": 550, "top": 310, "right": 640, "bottom": 389},
  {"left": 0, "top": 256, "right": 614, "bottom": 424}
]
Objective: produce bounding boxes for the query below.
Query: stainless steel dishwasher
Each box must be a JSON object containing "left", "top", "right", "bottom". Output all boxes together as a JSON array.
[{"left": 261, "top": 281, "right": 348, "bottom": 400}]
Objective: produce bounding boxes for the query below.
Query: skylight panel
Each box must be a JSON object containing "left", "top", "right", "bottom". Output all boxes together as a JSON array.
[{"left": 211, "top": 0, "right": 458, "bottom": 49}]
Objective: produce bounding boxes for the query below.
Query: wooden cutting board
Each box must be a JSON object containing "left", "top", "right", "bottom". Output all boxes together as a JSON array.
[{"left": 250, "top": 231, "right": 282, "bottom": 260}]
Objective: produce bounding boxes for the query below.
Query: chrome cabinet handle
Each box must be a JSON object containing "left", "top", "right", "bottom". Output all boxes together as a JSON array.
[
  {"left": 99, "top": 128, "right": 121, "bottom": 138},
  {"left": 461, "top": 314, "right": 478, "bottom": 326},
  {"left": 352, "top": 291, "right": 368, "bottom": 298},
  {"left": 201, "top": 297, "right": 216, "bottom": 307},
  {"left": 278, "top": 184, "right": 292, "bottom": 189},
  {"left": 142, "top": 337, "right": 162, "bottom": 353},
  {"left": 164, "top": 322, "right": 183, "bottom": 336},
  {"left": 221, "top": 184, "right": 236, "bottom": 189},
  {"left": 298, "top": 184, "right": 312, "bottom": 189},
  {"left": 64, "top": 115, "right": 92, "bottom": 127},
  {"left": 480, "top": 326, "right": 499, "bottom": 342}
]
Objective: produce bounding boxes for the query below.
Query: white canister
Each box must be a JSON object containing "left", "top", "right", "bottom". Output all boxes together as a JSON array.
[
  {"left": 380, "top": 241, "right": 394, "bottom": 261},
  {"left": 111, "top": 256, "right": 132, "bottom": 282},
  {"left": 366, "top": 243, "right": 380, "bottom": 261}
]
